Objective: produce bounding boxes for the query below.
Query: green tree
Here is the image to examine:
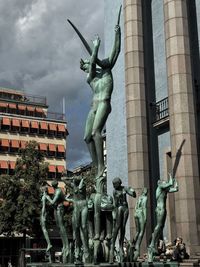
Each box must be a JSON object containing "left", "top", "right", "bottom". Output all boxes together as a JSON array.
[{"left": 0, "top": 141, "right": 49, "bottom": 240}]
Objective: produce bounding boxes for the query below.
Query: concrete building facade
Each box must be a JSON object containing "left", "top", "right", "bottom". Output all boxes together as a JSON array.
[{"left": 105, "top": 0, "right": 200, "bottom": 254}]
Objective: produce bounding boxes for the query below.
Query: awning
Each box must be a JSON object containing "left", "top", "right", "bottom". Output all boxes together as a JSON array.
[
  {"left": 20, "top": 141, "right": 27, "bottom": 149},
  {"left": 49, "top": 123, "right": 57, "bottom": 131},
  {"left": 31, "top": 121, "right": 39, "bottom": 129},
  {"left": 39, "top": 143, "right": 47, "bottom": 151},
  {"left": 1, "top": 161, "right": 8, "bottom": 169},
  {"left": 11, "top": 140, "right": 19, "bottom": 148},
  {"left": 49, "top": 144, "right": 56, "bottom": 152},
  {"left": 57, "top": 165, "right": 65, "bottom": 173},
  {"left": 9, "top": 103, "right": 16, "bottom": 109},
  {"left": 1, "top": 139, "right": 9, "bottom": 147},
  {"left": 57, "top": 145, "right": 65, "bottom": 153},
  {"left": 9, "top": 161, "right": 16, "bottom": 169},
  {"left": 18, "top": 105, "right": 26, "bottom": 111},
  {"left": 49, "top": 165, "right": 56, "bottom": 172},
  {"left": 27, "top": 106, "right": 35, "bottom": 112},
  {"left": 57, "top": 124, "right": 66, "bottom": 132},
  {"left": 0, "top": 102, "right": 7, "bottom": 108},
  {"left": 12, "top": 119, "right": 20, "bottom": 127},
  {"left": 40, "top": 122, "right": 48, "bottom": 130},
  {"left": 2, "top": 117, "right": 10, "bottom": 126},
  {"left": 36, "top": 107, "right": 43, "bottom": 113},
  {"left": 21, "top": 120, "right": 29, "bottom": 128}
]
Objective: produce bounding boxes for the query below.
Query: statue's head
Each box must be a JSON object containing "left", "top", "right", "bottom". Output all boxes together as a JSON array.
[
  {"left": 52, "top": 180, "right": 58, "bottom": 188},
  {"left": 142, "top": 187, "right": 148, "bottom": 195},
  {"left": 112, "top": 177, "right": 122, "bottom": 189},
  {"left": 80, "top": 58, "right": 90, "bottom": 72}
]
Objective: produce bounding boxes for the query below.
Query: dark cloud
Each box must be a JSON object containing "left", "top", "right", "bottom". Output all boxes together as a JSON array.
[{"left": 0, "top": 0, "right": 104, "bottom": 169}]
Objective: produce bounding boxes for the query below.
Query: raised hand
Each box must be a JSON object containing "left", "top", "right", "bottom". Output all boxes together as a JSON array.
[
  {"left": 115, "top": 24, "right": 120, "bottom": 33},
  {"left": 93, "top": 35, "right": 101, "bottom": 48}
]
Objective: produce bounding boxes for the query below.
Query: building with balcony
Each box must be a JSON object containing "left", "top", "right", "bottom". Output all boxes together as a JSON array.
[
  {"left": 105, "top": 0, "right": 200, "bottom": 255},
  {"left": 0, "top": 87, "right": 68, "bottom": 180}
]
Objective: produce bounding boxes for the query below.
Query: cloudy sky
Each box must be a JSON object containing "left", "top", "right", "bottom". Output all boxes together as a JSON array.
[{"left": 0, "top": 0, "right": 104, "bottom": 169}]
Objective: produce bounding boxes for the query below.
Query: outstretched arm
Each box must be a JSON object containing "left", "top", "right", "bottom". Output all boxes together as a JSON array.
[
  {"left": 125, "top": 186, "right": 136, "bottom": 198},
  {"left": 108, "top": 25, "right": 121, "bottom": 68},
  {"left": 87, "top": 35, "right": 101, "bottom": 83}
]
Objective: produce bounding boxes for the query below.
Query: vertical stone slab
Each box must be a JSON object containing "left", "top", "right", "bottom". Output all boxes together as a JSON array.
[
  {"left": 164, "top": 0, "right": 200, "bottom": 254},
  {"left": 124, "top": 0, "right": 150, "bottom": 243}
]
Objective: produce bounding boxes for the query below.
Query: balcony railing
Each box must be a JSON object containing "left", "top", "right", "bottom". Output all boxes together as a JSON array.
[
  {"left": 153, "top": 97, "right": 169, "bottom": 123},
  {"left": 0, "top": 91, "right": 47, "bottom": 106},
  {"left": 22, "top": 94, "right": 47, "bottom": 105},
  {"left": 47, "top": 112, "right": 65, "bottom": 121}
]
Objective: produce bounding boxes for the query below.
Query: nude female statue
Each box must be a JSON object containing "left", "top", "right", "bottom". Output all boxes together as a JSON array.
[
  {"left": 110, "top": 177, "right": 136, "bottom": 263},
  {"left": 40, "top": 186, "right": 52, "bottom": 252},
  {"left": 66, "top": 177, "right": 90, "bottom": 264},
  {"left": 45, "top": 180, "right": 69, "bottom": 264},
  {"left": 133, "top": 187, "right": 148, "bottom": 261}
]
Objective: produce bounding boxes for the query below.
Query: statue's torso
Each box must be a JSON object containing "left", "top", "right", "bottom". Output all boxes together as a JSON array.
[{"left": 89, "top": 68, "right": 113, "bottom": 101}]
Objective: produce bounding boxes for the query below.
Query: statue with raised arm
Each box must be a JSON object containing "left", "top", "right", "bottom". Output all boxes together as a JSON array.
[
  {"left": 66, "top": 177, "right": 90, "bottom": 264},
  {"left": 40, "top": 186, "right": 52, "bottom": 253},
  {"left": 46, "top": 180, "right": 69, "bottom": 264},
  {"left": 147, "top": 174, "right": 179, "bottom": 262},
  {"left": 110, "top": 177, "right": 136, "bottom": 263},
  {"left": 68, "top": 7, "right": 121, "bottom": 179},
  {"left": 133, "top": 187, "right": 148, "bottom": 261}
]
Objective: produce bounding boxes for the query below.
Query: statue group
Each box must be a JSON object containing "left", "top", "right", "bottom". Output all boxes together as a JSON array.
[
  {"left": 41, "top": 173, "right": 178, "bottom": 264},
  {"left": 40, "top": 7, "right": 179, "bottom": 265}
]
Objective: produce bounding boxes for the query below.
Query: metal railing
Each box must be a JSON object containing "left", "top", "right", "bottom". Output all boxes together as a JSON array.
[
  {"left": 23, "top": 94, "right": 46, "bottom": 105},
  {"left": 0, "top": 93, "right": 47, "bottom": 106},
  {"left": 47, "top": 112, "right": 65, "bottom": 121},
  {"left": 154, "top": 97, "right": 169, "bottom": 122}
]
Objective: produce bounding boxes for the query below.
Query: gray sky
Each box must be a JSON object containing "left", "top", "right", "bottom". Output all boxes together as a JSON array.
[{"left": 0, "top": 0, "right": 104, "bottom": 170}]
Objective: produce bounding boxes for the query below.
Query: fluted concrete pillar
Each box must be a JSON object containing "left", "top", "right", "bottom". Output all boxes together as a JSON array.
[
  {"left": 124, "top": 0, "right": 150, "bottom": 243},
  {"left": 164, "top": 0, "right": 200, "bottom": 254}
]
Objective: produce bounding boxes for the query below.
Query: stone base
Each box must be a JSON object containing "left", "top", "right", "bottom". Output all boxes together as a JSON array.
[{"left": 26, "top": 261, "right": 200, "bottom": 267}]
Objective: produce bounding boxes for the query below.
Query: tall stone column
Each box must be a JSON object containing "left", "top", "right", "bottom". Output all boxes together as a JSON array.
[
  {"left": 164, "top": 0, "right": 200, "bottom": 254},
  {"left": 124, "top": 0, "right": 150, "bottom": 242}
]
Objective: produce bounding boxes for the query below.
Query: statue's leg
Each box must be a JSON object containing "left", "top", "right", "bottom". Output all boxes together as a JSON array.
[
  {"left": 150, "top": 211, "right": 166, "bottom": 253},
  {"left": 134, "top": 218, "right": 146, "bottom": 261},
  {"left": 56, "top": 207, "right": 69, "bottom": 263},
  {"left": 73, "top": 206, "right": 82, "bottom": 263},
  {"left": 92, "top": 102, "right": 111, "bottom": 178},
  {"left": 94, "top": 193, "right": 101, "bottom": 240},
  {"left": 105, "top": 211, "right": 112, "bottom": 240},
  {"left": 84, "top": 109, "right": 97, "bottom": 168},
  {"left": 119, "top": 208, "right": 129, "bottom": 260},
  {"left": 81, "top": 205, "right": 90, "bottom": 262},
  {"left": 133, "top": 215, "right": 140, "bottom": 246},
  {"left": 41, "top": 222, "right": 52, "bottom": 252},
  {"left": 109, "top": 208, "right": 122, "bottom": 263}
]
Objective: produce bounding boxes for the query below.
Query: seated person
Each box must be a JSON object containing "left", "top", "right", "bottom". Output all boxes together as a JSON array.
[{"left": 172, "top": 237, "right": 189, "bottom": 261}]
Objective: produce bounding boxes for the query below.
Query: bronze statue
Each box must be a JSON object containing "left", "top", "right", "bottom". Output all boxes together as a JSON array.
[
  {"left": 66, "top": 177, "right": 90, "bottom": 264},
  {"left": 147, "top": 174, "right": 178, "bottom": 262},
  {"left": 110, "top": 177, "right": 136, "bottom": 263},
  {"left": 45, "top": 180, "right": 69, "bottom": 264},
  {"left": 40, "top": 186, "right": 52, "bottom": 253},
  {"left": 133, "top": 187, "right": 148, "bottom": 261},
  {"left": 68, "top": 7, "right": 121, "bottom": 179}
]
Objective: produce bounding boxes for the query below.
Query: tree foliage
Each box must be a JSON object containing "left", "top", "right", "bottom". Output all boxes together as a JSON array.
[{"left": 0, "top": 141, "right": 49, "bottom": 237}]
